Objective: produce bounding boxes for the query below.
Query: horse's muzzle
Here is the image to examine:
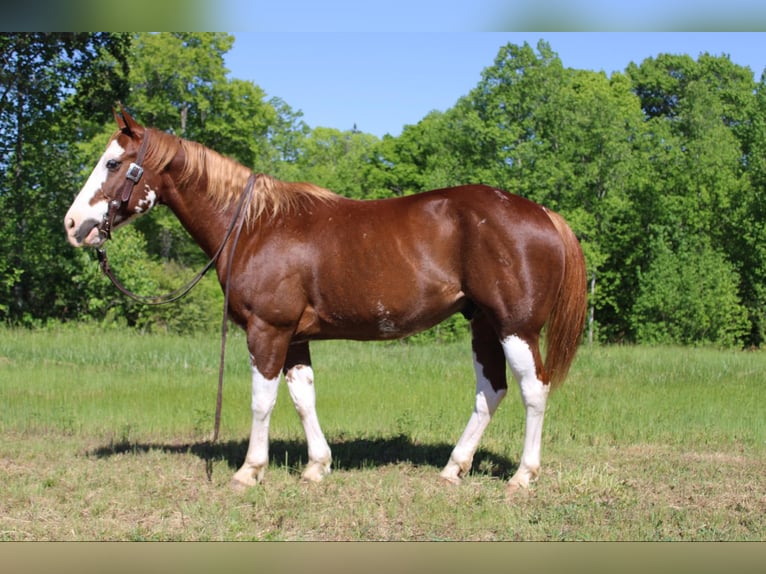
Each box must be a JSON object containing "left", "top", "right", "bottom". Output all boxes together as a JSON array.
[{"left": 66, "top": 218, "right": 104, "bottom": 248}]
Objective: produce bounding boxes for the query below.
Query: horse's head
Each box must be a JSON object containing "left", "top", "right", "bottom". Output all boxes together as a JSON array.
[{"left": 64, "top": 106, "right": 160, "bottom": 248}]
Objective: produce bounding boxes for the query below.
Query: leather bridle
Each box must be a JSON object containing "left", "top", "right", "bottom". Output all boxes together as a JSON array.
[
  {"left": 98, "top": 130, "right": 150, "bottom": 241},
  {"left": 95, "top": 131, "right": 256, "bottom": 307}
]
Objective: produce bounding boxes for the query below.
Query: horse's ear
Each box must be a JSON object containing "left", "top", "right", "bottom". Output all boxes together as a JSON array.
[
  {"left": 113, "top": 106, "right": 128, "bottom": 133},
  {"left": 113, "top": 102, "right": 142, "bottom": 136}
]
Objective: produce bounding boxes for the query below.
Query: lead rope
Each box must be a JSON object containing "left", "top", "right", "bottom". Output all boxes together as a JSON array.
[
  {"left": 206, "top": 173, "right": 257, "bottom": 482},
  {"left": 213, "top": 175, "right": 254, "bottom": 442},
  {"left": 95, "top": 170, "right": 256, "bottom": 481},
  {"left": 96, "top": 174, "right": 255, "bottom": 306}
]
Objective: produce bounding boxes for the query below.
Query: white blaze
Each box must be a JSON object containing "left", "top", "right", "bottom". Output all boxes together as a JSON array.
[{"left": 64, "top": 139, "right": 126, "bottom": 247}]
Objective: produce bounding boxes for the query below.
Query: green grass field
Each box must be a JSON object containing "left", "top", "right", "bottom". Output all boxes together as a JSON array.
[{"left": 1, "top": 325, "right": 764, "bottom": 540}]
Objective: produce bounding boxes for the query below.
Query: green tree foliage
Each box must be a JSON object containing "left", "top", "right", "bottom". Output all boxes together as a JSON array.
[
  {"left": 0, "top": 33, "right": 130, "bottom": 325},
  {"left": 3, "top": 34, "right": 765, "bottom": 347},
  {"left": 70, "top": 226, "right": 160, "bottom": 328},
  {"left": 631, "top": 237, "right": 749, "bottom": 346},
  {"left": 70, "top": 225, "right": 223, "bottom": 333},
  {"left": 369, "top": 111, "right": 467, "bottom": 196},
  {"left": 372, "top": 41, "right": 765, "bottom": 346},
  {"left": 126, "top": 33, "right": 282, "bottom": 267},
  {"left": 735, "top": 78, "right": 766, "bottom": 345},
  {"left": 128, "top": 32, "right": 233, "bottom": 138},
  {"left": 627, "top": 53, "right": 763, "bottom": 346},
  {"left": 284, "top": 126, "right": 382, "bottom": 198},
  {"left": 422, "top": 42, "right": 648, "bottom": 342}
]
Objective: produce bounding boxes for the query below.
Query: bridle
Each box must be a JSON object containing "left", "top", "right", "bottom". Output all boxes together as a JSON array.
[
  {"left": 98, "top": 130, "right": 150, "bottom": 242},
  {"left": 93, "top": 128, "right": 257, "bottom": 466},
  {"left": 95, "top": 130, "right": 256, "bottom": 306}
]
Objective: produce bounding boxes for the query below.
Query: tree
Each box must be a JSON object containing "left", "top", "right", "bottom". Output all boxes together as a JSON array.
[
  {"left": 127, "top": 32, "right": 233, "bottom": 138},
  {"left": 628, "top": 53, "right": 760, "bottom": 346},
  {"left": 125, "top": 33, "right": 302, "bottom": 267},
  {"left": 285, "top": 125, "right": 381, "bottom": 198},
  {"left": 731, "top": 75, "right": 766, "bottom": 346},
  {"left": 0, "top": 33, "right": 130, "bottom": 324},
  {"left": 367, "top": 111, "right": 463, "bottom": 198},
  {"left": 460, "top": 42, "right": 649, "bottom": 342},
  {"left": 631, "top": 236, "right": 749, "bottom": 346},
  {"left": 4, "top": 33, "right": 764, "bottom": 346}
]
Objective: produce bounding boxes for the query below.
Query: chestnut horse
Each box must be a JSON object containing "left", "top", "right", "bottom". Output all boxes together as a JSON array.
[{"left": 64, "top": 108, "right": 587, "bottom": 494}]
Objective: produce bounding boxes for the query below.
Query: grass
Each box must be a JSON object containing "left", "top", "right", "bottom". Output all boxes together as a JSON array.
[{"left": 1, "top": 325, "right": 765, "bottom": 540}]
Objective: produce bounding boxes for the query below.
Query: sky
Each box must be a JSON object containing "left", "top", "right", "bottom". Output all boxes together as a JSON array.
[
  {"left": 224, "top": 32, "right": 766, "bottom": 138},
  {"left": 10, "top": 0, "right": 755, "bottom": 141},
  {"left": 217, "top": 0, "right": 766, "bottom": 33}
]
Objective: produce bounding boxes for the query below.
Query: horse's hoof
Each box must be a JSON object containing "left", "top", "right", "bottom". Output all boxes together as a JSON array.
[
  {"left": 301, "top": 461, "right": 331, "bottom": 483},
  {"left": 439, "top": 473, "right": 462, "bottom": 487},
  {"left": 230, "top": 468, "right": 262, "bottom": 491}
]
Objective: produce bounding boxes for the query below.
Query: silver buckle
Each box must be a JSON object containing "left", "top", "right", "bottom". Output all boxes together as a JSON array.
[{"left": 126, "top": 162, "right": 144, "bottom": 183}]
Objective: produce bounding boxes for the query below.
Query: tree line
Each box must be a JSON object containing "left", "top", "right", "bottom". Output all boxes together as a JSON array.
[{"left": 2, "top": 32, "right": 765, "bottom": 347}]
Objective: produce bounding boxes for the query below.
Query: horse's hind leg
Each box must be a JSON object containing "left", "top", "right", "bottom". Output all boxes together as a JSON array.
[
  {"left": 502, "top": 333, "right": 549, "bottom": 493},
  {"left": 284, "top": 342, "right": 332, "bottom": 482},
  {"left": 441, "top": 313, "right": 508, "bottom": 483}
]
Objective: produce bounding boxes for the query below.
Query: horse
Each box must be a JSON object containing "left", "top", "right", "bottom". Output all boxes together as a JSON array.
[{"left": 64, "top": 107, "right": 587, "bottom": 495}]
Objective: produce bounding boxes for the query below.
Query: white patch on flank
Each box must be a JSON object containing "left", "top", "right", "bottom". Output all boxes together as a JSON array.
[{"left": 375, "top": 300, "right": 397, "bottom": 334}]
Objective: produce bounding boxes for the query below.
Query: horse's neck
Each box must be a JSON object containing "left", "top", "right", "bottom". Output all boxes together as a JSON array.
[{"left": 161, "top": 179, "right": 238, "bottom": 260}]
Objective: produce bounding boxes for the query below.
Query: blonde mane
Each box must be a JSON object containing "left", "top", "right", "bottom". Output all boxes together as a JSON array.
[{"left": 138, "top": 128, "right": 338, "bottom": 221}]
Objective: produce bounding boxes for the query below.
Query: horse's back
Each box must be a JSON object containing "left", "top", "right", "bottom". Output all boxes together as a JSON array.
[
  {"left": 284, "top": 184, "right": 566, "bottom": 340},
  {"left": 325, "top": 184, "right": 555, "bottom": 235}
]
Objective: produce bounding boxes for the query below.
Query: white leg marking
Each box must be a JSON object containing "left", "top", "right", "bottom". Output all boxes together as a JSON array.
[
  {"left": 286, "top": 365, "right": 332, "bottom": 482},
  {"left": 441, "top": 352, "right": 507, "bottom": 483},
  {"left": 232, "top": 366, "right": 280, "bottom": 488},
  {"left": 502, "top": 335, "right": 550, "bottom": 491}
]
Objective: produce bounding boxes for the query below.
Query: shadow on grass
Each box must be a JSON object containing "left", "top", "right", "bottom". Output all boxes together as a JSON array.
[{"left": 88, "top": 434, "right": 517, "bottom": 480}]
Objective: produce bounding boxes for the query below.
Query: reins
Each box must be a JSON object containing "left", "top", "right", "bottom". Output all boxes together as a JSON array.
[
  {"left": 96, "top": 135, "right": 257, "bottom": 474},
  {"left": 96, "top": 174, "right": 256, "bottom": 307}
]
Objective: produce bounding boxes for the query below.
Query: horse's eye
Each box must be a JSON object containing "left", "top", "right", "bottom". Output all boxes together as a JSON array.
[{"left": 105, "top": 159, "right": 121, "bottom": 170}]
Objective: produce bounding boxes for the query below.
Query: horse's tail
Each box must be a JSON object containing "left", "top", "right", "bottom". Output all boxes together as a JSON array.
[{"left": 543, "top": 209, "right": 588, "bottom": 389}]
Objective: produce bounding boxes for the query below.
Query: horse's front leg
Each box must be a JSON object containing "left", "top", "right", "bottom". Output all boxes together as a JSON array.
[
  {"left": 231, "top": 327, "right": 290, "bottom": 489},
  {"left": 284, "top": 342, "right": 332, "bottom": 482}
]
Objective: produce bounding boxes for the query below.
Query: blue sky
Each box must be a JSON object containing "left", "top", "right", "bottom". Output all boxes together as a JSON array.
[
  {"left": 224, "top": 32, "right": 765, "bottom": 138},
  {"left": 218, "top": 0, "right": 766, "bottom": 32}
]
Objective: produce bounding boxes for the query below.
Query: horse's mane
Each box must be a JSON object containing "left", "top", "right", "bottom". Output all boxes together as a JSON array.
[{"left": 139, "top": 128, "right": 338, "bottom": 222}]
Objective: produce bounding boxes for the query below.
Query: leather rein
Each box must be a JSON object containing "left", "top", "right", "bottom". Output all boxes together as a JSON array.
[
  {"left": 94, "top": 130, "right": 257, "bottom": 462},
  {"left": 96, "top": 132, "right": 255, "bottom": 306}
]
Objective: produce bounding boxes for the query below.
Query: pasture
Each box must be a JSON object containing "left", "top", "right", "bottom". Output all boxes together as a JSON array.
[{"left": 1, "top": 325, "right": 764, "bottom": 541}]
